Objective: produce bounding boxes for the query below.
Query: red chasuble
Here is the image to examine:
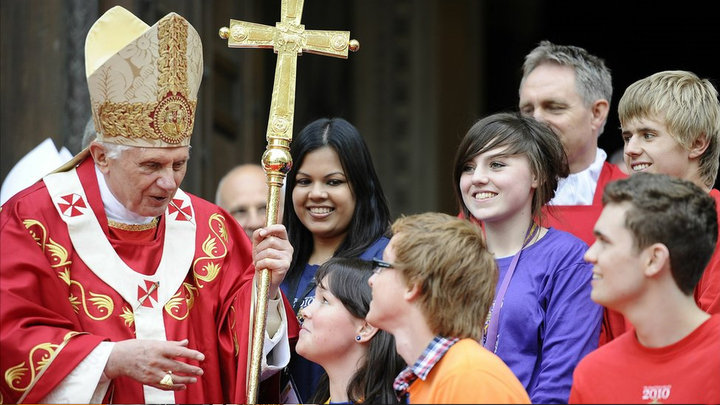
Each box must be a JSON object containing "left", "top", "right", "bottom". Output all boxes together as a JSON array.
[{"left": 0, "top": 157, "right": 297, "bottom": 404}]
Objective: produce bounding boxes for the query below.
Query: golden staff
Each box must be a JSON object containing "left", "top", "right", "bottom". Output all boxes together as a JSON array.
[{"left": 219, "top": 0, "right": 359, "bottom": 402}]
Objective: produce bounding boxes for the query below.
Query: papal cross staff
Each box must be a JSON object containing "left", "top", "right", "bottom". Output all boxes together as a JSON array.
[{"left": 219, "top": 0, "right": 359, "bottom": 402}]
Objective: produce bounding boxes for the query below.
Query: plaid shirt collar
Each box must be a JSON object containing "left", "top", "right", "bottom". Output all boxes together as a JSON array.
[{"left": 393, "top": 336, "right": 459, "bottom": 400}]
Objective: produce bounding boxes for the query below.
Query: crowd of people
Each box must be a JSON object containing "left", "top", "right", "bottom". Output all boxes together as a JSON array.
[{"left": 1, "top": 5, "right": 719, "bottom": 405}]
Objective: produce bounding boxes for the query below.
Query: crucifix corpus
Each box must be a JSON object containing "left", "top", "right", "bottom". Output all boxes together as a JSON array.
[{"left": 219, "top": 0, "right": 359, "bottom": 402}]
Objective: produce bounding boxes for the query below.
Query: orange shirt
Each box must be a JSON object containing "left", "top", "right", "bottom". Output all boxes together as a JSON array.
[{"left": 407, "top": 339, "right": 530, "bottom": 404}]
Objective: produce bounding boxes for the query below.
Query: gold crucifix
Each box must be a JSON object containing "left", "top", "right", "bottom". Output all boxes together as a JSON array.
[{"left": 219, "top": 1, "right": 359, "bottom": 402}]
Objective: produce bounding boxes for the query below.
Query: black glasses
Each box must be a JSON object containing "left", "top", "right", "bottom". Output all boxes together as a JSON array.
[{"left": 372, "top": 258, "right": 394, "bottom": 274}]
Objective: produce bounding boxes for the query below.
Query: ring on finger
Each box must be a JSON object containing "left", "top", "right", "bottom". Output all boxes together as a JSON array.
[{"left": 159, "top": 370, "right": 174, "bottom": 388}]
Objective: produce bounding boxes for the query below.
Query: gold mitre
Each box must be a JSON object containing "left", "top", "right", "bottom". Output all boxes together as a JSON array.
[{"left": 86, "top": 6, "right": 203, "bottom": 148}]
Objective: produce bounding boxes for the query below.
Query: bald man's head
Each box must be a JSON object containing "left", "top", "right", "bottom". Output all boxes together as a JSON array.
[{"left": 216, "top": 164, "right": 282, "bottom": 238}]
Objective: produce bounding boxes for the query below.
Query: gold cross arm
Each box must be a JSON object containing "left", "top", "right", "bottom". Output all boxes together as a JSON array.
[
  {"left": 221, "top": 19, "right": 358, "bottom": 145},
  {"left": 225, "top": 20, "right": 357, "bottom": 59}
]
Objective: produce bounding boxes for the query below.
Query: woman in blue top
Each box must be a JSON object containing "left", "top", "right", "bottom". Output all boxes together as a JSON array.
[
  {"left": 281, "top": 117, "right": 391, "bottom": 402},
  {"left": 453, "top": 112, "right": 602, "bottom": 404}
]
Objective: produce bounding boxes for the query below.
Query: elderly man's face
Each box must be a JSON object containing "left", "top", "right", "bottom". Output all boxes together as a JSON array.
[{"left": 99, "top": 145, "right": 189, "bottom": 217}]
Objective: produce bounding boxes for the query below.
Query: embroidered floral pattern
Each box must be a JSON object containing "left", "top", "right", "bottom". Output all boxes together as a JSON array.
[
  {"left": 165, "top": 282, "right": 198, "bottom": 320},
  {"left": 192, "top": 214, "right": 227, "bottom": 286},
  {"left": 25, "top": 219, "right": 114, "bottom": 321}
]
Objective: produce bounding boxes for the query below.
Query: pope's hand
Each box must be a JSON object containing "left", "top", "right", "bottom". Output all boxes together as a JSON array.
[
  {"left": 104, "top": 338, "right": 204, "bottom": 390},
  {"left": 252, "top": 224, "right": 293, "bottom": 299}
]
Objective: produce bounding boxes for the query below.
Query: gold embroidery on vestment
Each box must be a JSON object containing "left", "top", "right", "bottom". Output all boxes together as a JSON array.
[
  {"left": 121, "top": 306, "right": 134, "bottom": 328},
  {"left": 6, "top": 332, "right": 81, "bottom": 399},
  {"left": 108, "top": 217, "right": 159, "bottom": 231},
  {"left": 66, "top": 281, "right": 114, "bottom": 321},
  {"left": 24, "top": 219, "right": 114, "bottom": 321},
  {"left": 4, "top": 342, "right": 58, "bottom": 392},
  {"left": 230, "top": 305, "right": 239, "bottom": 357},
  {"left": 165, "top": 282, "right": 198, "bottom": 320},
  {"left": 192, "top": 214, "right": 227, "bottom": 286},
  {"left": 23, "top": 219, "right": 71, "bottom": 269}
]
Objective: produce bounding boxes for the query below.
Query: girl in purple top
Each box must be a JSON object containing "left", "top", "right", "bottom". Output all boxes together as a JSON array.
[{"left": 453, "top": 112, "right": 602, "bottom": 403}]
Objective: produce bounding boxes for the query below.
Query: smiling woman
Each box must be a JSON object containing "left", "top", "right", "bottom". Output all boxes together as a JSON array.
[
  {"left": 452, "top": 112, "right": 602, "bottom": 404},
  {"left": 279, "top": 117, "right": 392, "bottom": 402}
]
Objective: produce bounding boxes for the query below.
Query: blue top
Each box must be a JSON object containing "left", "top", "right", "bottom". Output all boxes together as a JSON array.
[
  {"left": 280, "top": 236, "right": 390, "bottom": 403},
  {"left": 491, "top": 228, "right": 601, "bottom": 404}
]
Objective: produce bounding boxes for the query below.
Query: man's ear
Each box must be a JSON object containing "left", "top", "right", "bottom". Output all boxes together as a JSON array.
[
  {"left": 591, "top": 99, "right": 610, "bottom": 133},
  {"left": 90, "top": 142, "right": 110, "bottom": 174},
  {"left": 688, "top": 133, "right": 710, "bottom": 159},
  {"left": 89, "top": 142, "right": 110, "bottom": 173},
  {"left": 355, "top": 321, "right": 379, "bottom": 343},
  {"left": 644, "top": 243, "right": 670, "bottom": 278}
]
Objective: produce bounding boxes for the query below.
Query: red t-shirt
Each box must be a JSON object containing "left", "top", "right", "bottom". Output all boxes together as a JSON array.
[{"left": 569, "top": 315, "right": 720, "bottom": 404}]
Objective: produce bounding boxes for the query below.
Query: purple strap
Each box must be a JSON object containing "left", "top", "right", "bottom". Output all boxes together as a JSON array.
[{"left": 484, "top": 224, "right": 539, "bottom": 352}]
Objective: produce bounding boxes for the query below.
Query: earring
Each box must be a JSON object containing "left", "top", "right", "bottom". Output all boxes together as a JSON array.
[{"left": 355, "top": 335, "right": 361, "bottom": 341}]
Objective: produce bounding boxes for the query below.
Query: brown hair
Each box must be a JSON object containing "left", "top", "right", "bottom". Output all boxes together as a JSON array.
[
  {"left": 453, "top": 112, "right": 569, "bottom": 223},
  {"left": 603, "top": 172, "right": 718, "bottom": 294},
  {"left": 390, "top": 212, "right": 498, "bottom": 340}
]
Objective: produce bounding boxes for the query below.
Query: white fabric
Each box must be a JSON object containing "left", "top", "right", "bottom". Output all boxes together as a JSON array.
[
  {"left": 40, "top": 342, "right": 113, "bottom": 404},
  {"left": 549, "top": 148, "right": 607, "bottom": 205},
  {"left": 0, "top": 138, "right": 73, "bottom": 205},
  {"left": 261, "top": 296, "right": 291, "bottom": 380},
  {"left": 247, "top": 273, "right": 291, "bottom": 385}
]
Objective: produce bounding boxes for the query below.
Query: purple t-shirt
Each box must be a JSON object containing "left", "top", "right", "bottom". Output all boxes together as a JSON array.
[{"left": 491, "top": 228, "right": 601, "bottom": 404}]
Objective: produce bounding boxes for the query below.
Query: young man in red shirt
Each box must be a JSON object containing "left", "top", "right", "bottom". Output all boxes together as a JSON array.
[{"left": 570, "top": 173, "right": 719, "bottom": 404}]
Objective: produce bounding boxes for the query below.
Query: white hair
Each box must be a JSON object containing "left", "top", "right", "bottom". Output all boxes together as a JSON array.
[
  {"left": 99, "top": 142, "right": 132, "bottom": 159},
  {"left": 99, "top": 142, "right": 192, "bottom": 160}
]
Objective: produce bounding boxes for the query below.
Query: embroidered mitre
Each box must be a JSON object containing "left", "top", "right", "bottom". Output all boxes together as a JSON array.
[{"left": 85, "top": 6, "right": 203, "bottom": 148}]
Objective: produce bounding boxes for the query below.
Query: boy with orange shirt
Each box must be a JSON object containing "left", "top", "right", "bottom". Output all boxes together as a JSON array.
[{"left": 366, "top": 212, "right": 529, "bottom": 404}]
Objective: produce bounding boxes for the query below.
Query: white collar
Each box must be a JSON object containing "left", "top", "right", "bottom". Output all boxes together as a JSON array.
[
  {"left": 549, "top": 148, "right": 607, "bottom": 205},
  {"left": 94, "top": 165, "right": 157, "bottom": 225}
]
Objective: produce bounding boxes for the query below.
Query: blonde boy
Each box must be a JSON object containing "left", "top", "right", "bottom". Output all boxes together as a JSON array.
[{"left": 619, "top": 70, "right": 720, "bottom": 314}]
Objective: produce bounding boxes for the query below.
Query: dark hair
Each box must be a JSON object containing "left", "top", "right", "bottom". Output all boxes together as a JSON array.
[
  {"left": 452, "top": 112, "right": 569, "bottom": 223},
  {"left": 283, "top": 117, "right": 391, "bottom": 284},
  {"left": 603, "top": 172, "right": 718, "bottom": 295},
  {"left": 309, "top": 257, "right": 404, "bottom": 404}
]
